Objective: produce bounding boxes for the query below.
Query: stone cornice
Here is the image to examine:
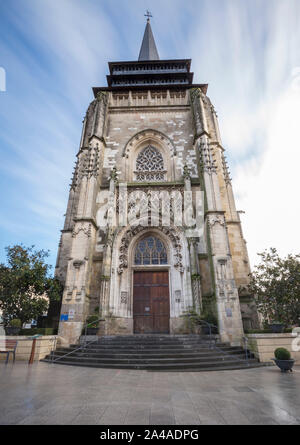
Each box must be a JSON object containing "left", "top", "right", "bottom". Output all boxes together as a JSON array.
[
  {"left": 109, "top": 106, "right": 190, "bottom": 114},
  {"left": 210, "top": 141, "right": 225, "bottom": 151},
  {"left": 193, "top": 131, "right": 210, "bottom": 142},
  {"left": 73, "top": 217, "right": 98, "bottom": 230},
  {"left": 125, "top": 181, "right": 184, "bottom": 187},
  {"left": 205, "top": 210, "right": 225, "bottom": 217},
  {"left": 88, "top": 135, "right": 107, "bottom": 147}
]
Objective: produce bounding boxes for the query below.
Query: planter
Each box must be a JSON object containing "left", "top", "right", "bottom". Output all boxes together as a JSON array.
[
  {"left": 272, "top": 358, "right": 295, "bottom": 372},
  {"left": 86, "top": 327, "right": 99, "bottom": 335},
  {"left": 5, "top": 327, "right": 21, "bottom": 336},
  {"left": 269, "top": 323, "right": 285, "bottom": 333}
]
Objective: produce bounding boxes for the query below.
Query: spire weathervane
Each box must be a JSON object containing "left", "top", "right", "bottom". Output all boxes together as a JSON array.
[
  {"left": 144, "top": 10, "right": 152, "bottom": 22},
  {"left": 139, "top": 10, "right": 159, "bottom": 61}
]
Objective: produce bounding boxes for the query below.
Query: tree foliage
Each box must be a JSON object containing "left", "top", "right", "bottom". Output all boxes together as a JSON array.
[
  {"left": 248, "top": 248, "right": 300, "bottom": 326},
  {"left": 0, "top": 245, "right": 62, "bottom": 326}
]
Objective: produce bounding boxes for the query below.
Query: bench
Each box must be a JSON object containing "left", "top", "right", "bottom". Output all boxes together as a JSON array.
[{"left": 0, "top": 339, "right": 18, "bottom": 364}]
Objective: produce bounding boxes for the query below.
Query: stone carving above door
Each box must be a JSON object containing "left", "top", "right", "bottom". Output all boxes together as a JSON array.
[{"left": 117, "top": 225, "right": 184, "bottom": 274}]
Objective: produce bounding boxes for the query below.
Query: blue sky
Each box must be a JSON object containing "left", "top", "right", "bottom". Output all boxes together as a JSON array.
[{"left": 0, "top": 0, "right": 299, "bottom": 271}]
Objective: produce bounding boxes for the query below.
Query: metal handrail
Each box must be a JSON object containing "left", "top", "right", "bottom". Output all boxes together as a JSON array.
[
  {"left": 185, "top": 314, "right": 217, "bottom": 349},
  {"left": 243, "top": 336, "right": 249, "bottom": 364},
  {"left": 49, "top": 315, "right": 251, "bottom": 365},
  {"left": 82, "top": 316, "right": 105, "bottom": 347},
  {"left": 51, "top": 336, "right": 57, "bottom": 364},
  {"left": 50, "top": 316, "right": 104, "bottom": 364},
  {"left": 50, "top": 338, "right": 99, "bottom": 364},
  {"left": 185, "top": 314, "right": 250, "bottom": 365}
]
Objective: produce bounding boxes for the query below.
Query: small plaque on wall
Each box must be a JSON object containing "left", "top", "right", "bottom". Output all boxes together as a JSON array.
[
  {"left": 175, "top": 290, "right": 181, "bottom": 303},
  {"left": 226, "top": 308, "right": 232, "bottom": 317},
  {"left": 121, "top": 292, "right": 128, "bottom": 304},
  {"left": 68, "top": 309, "right": 75, "bottom": 319}
]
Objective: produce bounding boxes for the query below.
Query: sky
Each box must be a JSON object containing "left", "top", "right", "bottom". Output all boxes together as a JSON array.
[{"left": 0, "top": 0, "right": 299, "bottom": 272}]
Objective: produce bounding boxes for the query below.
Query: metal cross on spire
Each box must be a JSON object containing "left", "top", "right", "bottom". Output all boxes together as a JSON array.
[
  {"left": 144, "top": 10, "right": 152, "bottom": 22},
  {"left": 138, "top": 10, "right": 159, "bottom": 61}
]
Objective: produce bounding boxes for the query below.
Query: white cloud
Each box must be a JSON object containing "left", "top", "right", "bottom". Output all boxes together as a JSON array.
[
  {"left": 1, "top": 0, "right": 299, "bottom": 270},
  {"left": 234, "top": 85, "right": 300, "bottom": 267},
  {"left": 185, "top": 0, "right": 300, "bottom": 265}
]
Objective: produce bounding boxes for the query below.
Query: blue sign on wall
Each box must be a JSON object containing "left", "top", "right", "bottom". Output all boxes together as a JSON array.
[{"left": 60, "top": 314, "right": 69, "bottom": 321}]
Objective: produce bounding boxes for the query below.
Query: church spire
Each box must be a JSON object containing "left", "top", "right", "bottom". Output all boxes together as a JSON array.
[{"left": 138, "top": 11, "right": 160, "bottom": 61}]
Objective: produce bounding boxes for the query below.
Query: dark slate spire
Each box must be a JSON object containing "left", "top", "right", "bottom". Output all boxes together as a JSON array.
[{"left": 138, "top": 13, "right": 159, "bottom": 61}]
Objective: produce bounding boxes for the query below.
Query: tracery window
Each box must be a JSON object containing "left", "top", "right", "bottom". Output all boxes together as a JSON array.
[
  {"left": 134, "top": 236, "right": 168, "bottom": 265},
  {"left": 135, "top": 145, "right": 166, "bottom": 181}
]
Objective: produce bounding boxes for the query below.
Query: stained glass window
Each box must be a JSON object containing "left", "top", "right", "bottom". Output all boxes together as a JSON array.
[
  {"left": 134, "top": 236, "right": 168, "bottom": 265},
  {"left": 135, "top": 145, "right": 166, "bottom": 181}
]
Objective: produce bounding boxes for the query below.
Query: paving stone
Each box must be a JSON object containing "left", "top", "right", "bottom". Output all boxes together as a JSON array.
[
  {"left": 124, "top": 404, "right": 151, "bottom": 425},
  {"left": 98, "top": 402, "right": 130, "bottom": 425},
  {"left": 0, "top": 362, "right": 300, "bottom": 425},
  {"left": 173, "top": 405, "right": 201, "bottom": 425},
  {"left": 233, "top": 386, "right": 254, "bottom": 392}
]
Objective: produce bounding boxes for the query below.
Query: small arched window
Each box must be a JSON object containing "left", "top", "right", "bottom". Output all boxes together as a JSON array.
[
  {"left": 134, "top": 236, "right": 168, "bottom": 265},
  {"left": 135, "top": 145, "right": 166, "bottom": 181}
]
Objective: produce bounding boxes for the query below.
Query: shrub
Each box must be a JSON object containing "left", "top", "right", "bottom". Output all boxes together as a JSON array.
[
  {"left": 244, "top": 329, "right": 272, "bottom": 334},
  {"left": 86, "top": 315, "right": 99, "bottom": 327},
  {"left": 274, "top": 348, "right": 291, "bottom": 360},
  {"left": 201, "top": 311, "right": 218, "bottom": 327},
  {"left": 10, "top": 319, "right": 21, "bottom": 327},
  {"left": 248, "top": 248, "right": 300, "bottom": 326},
  {"left": 19, "top": 328, "right": 57, "bottom": 336},
  {"left": 245, "top": 328, "right": 293, "bottom": 334}
]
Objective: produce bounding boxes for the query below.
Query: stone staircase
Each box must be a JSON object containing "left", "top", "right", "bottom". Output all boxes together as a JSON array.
[{"left": 42, "top": 335, "right": 263, "bottom": 371}]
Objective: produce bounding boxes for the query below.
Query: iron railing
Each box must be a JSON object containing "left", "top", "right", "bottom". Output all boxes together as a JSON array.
[
  {"left": 185, "top": 314, "right": 250, "bottom": 365},
  {"left": 50, "top": 316, "right": 104, "bottom": 364},
  {"left": 49, "top": 315, "right": 250, "bottom": 366}
]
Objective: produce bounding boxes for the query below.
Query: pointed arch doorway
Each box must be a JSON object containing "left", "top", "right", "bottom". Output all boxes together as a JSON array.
[{"left": 132, "top": 236, "right": 170, "bottom": 334}]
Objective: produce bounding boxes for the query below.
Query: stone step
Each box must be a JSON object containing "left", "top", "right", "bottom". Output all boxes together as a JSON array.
[
  {"left": 44, "top": 334, "right": 258, "bottom": 372},
  {"left": 55, "top": 346, "right": 250, "bottom": 357},
  {"left": 71, "top": 342, "right": 230, "bottom": 350},
  {"left": 42, "top": 356, "right": 259, "bottom": 371},
  {"left": 45, "top": 350, "right": 253, "bottom": 365},
  {"left": 78, "top": 335, "right": 219, "bottom": 344},
  {"left": 82, "top": 334, "right": 218, "bottom": 340},
  {"left": 93, "top": 335, "right": 217, "bottom": 340},
  {"left": 52, "top": 350, "right": 249, "bottom": 360}
]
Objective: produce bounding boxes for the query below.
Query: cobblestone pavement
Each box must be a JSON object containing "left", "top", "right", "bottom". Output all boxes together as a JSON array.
[{"left": 0, "top": 362, "right": 299, "bottom": 425}]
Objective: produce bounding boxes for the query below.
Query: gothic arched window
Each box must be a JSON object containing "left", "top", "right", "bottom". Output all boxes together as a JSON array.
[
  {"left": 134, "top": 236, "right": 168, "bottom": 265},
  {"left": 135, "top": 145, "right": 166, "bottom": 181}
]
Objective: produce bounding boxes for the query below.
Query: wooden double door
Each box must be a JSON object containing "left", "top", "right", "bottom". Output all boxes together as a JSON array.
[{"left": 133, "top": 270, "right": 170, "bottom": 334}]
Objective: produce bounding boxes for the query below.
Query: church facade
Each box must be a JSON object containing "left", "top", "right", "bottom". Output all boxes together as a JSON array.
[{"left": 55, "top": 18, "right": 258, "bottom": 345}]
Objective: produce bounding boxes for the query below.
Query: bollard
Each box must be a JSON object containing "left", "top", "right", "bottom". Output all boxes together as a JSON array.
[{"left": 28, "top": 335, "right": 42, "bottom": 365}]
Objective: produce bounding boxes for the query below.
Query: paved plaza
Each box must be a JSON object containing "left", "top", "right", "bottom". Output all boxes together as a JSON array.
[{"left": 0, "top": 362, "right": 300, "bottom": 425}]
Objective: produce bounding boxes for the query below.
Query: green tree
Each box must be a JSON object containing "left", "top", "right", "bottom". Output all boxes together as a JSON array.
[
  {"left": 0, "top": 245, "right": 62, "bottom": 327},
  {"left": 248, "top": 248, "right": 300, "bottom": 326}
]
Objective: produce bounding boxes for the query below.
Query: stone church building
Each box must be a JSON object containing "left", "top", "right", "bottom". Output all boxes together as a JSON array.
[{"left": 54, "top": 18, "right": 258, "bottom": 346}]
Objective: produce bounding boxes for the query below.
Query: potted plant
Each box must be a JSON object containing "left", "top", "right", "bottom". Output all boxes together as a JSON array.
[
  {"left": 272, "top": 348, "right": 295, "bottom": 372},
  {"left": 5, "top": 318, "right": 22, "bottom": 336},
  {"left": 85, "top": 315, "right": 99, "bottom": 335},
  {"left": 269, "top": 320, "right": 285, "bottom": 333}
]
